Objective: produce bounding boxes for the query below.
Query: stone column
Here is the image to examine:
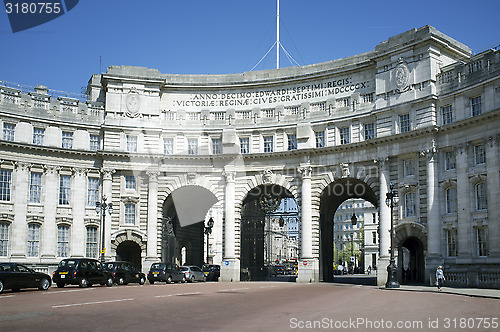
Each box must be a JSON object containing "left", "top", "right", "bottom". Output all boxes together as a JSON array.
[
  {"left": 101, "top": 168, "right": 115, "bottom": 261},
  {"left": 41, "top": 166, "right": 59, "bottom": 262},
  {"left": 221, "top": 170, "right": 239, "bottom": 281},
  {"left": 486, "top": 137, "right": 500, "bottom": 258},
  {"left": 297, "top": 164, "right": 318, "bottom": 283},
  {"left": 71, "top": 168, "right": 87, "bottom": 258},
  {"left": 11, "top": 162, "right": 29, "bottom": 259},
  {"left": 377, "top": 158, "right": 391, "bottom": 286},
  {"left": 145, "top": 171, "right": 160, "bottom": 269},
  {"left": 456, "top": 145, "right": 472, "bottom": 261}
]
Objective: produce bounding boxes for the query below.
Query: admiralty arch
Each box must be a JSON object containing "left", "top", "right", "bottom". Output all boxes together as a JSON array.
[{"left": 1, "top": 26, "right": 499, "bottom": 287}]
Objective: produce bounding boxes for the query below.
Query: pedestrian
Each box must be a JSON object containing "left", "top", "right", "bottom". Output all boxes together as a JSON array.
[
  {"left": 367, "top": 265, "right": 371, "bottom": 275},
  {"left": 436, "top": 266, "right": 445, "bottom": 291}
]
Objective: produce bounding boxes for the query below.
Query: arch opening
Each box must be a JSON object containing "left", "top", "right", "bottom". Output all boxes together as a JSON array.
[{"left": 116, "top": 240, "right": 142, "bottom": 271}]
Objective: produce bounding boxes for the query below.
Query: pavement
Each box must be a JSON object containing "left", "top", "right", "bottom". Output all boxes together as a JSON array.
[{"left": 379, "top": 284, "right": 500, "bottom": 299}]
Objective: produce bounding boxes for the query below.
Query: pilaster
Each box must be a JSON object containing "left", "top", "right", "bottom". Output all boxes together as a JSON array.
[
  {"left": 221, "top": 169, "right": 239, "bottom": 282},
  {"left": 486, "top": 136, "right": 500, "bottom": 258},
  {"left": 146, "top": 170, "right": 160, "bottom": 260},
  {"left": 71, "top": 167, "right": 87, "bottom": 258},
  {"left": 40, "top": 165, "right": 59, "bottom": 262},
  {"left": 456, "top": 144, "right": 472, "bottom": 261},
  {"left": 11, "top": 162, "right": 30, "bottom": 259}
]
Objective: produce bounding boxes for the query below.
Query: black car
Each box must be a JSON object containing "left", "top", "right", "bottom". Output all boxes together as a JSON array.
[
  {"left": 52, "top": 258, "right": 113, "bottom": 288},
  {"left": 0, "top": 263, "right": 51, "bottom": 294},
  {"left": 147, "top": 262, "right": 185, "bottom": 284},
  {"left": 103, "top": 261, "right": 146, "bottom": 285},
  {"left": 202, "top": 264, "right": 220, "bottom": 281}
]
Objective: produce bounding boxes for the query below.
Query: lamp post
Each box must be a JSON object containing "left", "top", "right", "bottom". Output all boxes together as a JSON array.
[
  {"left": 95, "top": 196, "right": 113, "bottom": 263},
  {"left": 350, "top": 210, "right": 357, "bottom": 272},
  {"left": 204, "top": 217, "right": 214, "bottom": 264},
  {"left": 385, "top": 182, "right": 400, "bottom": 288}
]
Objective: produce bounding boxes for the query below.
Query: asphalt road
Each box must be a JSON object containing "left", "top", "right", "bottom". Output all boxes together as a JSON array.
[{"left": 1, "top": 281, "right": 499, "bottom": 331}]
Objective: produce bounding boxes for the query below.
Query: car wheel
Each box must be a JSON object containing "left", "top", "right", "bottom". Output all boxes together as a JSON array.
[
  {"left": 181, "top": 276, "right": 186, "bottom": 283},
  {"left": 202, "top": 275, "right": 206, "bottom": 282},
  {"left": 118, "top": 277, "right": 125, "bottom": 285},
  {"left": 149, "top": 280, "right": 155, "bottom": 285},
  {"left": 56, "top": 282, "right": 65, "bottom": 288},
  {"left": 166, "top": 276, "right": 172, "bottom": 284},
  {"left": 38, "top": 278, "right": 50, "bottom": 291},
  {"left": 0, "top": 280, "right": 4, "bottom": 294},
  {"left": 139, "top": 277, "right": 145, "bottom": 285},
  {"left": 79, "top": 277, "right": 88, "bottom": 288},
  {"left": 106, "top": 277, "right": 113, "bottom": 287},
  {"left": 191, "top": 276, "right": 196, "bottom": 283}
]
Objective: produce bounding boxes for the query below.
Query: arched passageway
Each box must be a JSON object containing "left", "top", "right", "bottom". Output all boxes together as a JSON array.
[
  {"left": 399, "top": 237, "right": 425, "bottom": 284},
  {"left": 240, "top": 184, "right": 299, "bottom": 281},
  {"left": 116, "top": 240, "right": 142, "bottom": 270},
  {"left": 319, "top": 178, "right": 378, "bottom": 282}
]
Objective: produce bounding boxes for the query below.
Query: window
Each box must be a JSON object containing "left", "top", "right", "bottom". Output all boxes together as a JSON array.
[
  {"left": 263, "top": 136, "right": 273, "bottom": 153},
  {"left": 57, "top": 225, "right": 70, "bottom": 257},
  {"left": 27, "top": 224, "right": 40, "bottom": 257},
  {"left": 3, "top": 123, "right": 15, "bottom": 141},
  {"left": 125, "top": 175, "right": 136, "bottom": 190},
  {"left": 0, "top": 169, "right": 12, "bottom": 201},
  {"left": 339, "top": 127, "right": 350, "bottom": 145},
  {"left": 470, "top": 96, "right": 482, "bottom": 117},
  {"left": 444, "top": 151, "right": 456, "bottom": 171},
  {"left": 62, "top": 131, "right": 73, "bottom": 149},
  {"left": 474, "top": 144, "right": 485, "bottom": 165},
  {"left": 372, "top": 231, "right": 377, "bottom": 244},
  {"left": 33, "top": 127, "right": 45, "bottom": 145},
  {"left": 404, "top": 192, "right": 416, "bottom": 217},
  {"left": 29, "top": 172, "right": 42, "bottom": 203},
  {"left": 59, "top": 175, "right": 71, "bottom": 205},
  {"left": 315, "top": 131, "right": 325, "bottom": 148},
  {"left": 240, "top": 137, "right": 249, "bottom": 154},
  {"left": 187, "top": 138, "right": 198, "bottom": 155},
  {"left": 446, "top": 229, "right": 458, "bottom": 257},
  {"left": 87, "top": 177, "right": 99, "bottom": 206},
  {"left": 0, "top": 222, "right": 8, "bottom": 256},
  {"left": 476, "top": 227, "right": 488, "bottom": 257},
  {"left": 475, "top": 182, "right": 487, "bottom": 210},
  {"left": 163, "top": 138, "right": 174, "bottom": 155},
  {"left": 445, "top": 187, "right": 457, "bottom": 214},
  {"left": 89, "top": 134, "right": 100, "bottom": 151},
  {"left": 403, "top": 159, "right": 415, "bottom": 177},
  {"left": 399, "top": 114, "right": 410, "bottom": 133},
  {"left": 212, "top": 138, "right": 222, "bottom": 155},
  {"left": 126, "top": 135, "right": 137, "bottom": 152},
  {"left": 124, "top": 203, "right": 135, "bottom": 224},
  {"left": 287, "top": 134, "right": 297, "bottom": 151},
  {"left": 86, "top": 226, "right": 98, "bottom": 258},
  {"left": 441, "top": 105, "right": 453, "bottom": 125},
  {"left": 364, "top": 123, "right": 375, "bottom": 140}
]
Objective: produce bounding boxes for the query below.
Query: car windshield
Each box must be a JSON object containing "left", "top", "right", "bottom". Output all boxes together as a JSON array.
[
  {"left": 180, "top": 267, "right": 188, "bottom": 271},
  {"left": 151, "top": 263, "right": 165, "bottom": 270},
  {"left": 58, "top": 260, "right": 77, "bottom": 269}
]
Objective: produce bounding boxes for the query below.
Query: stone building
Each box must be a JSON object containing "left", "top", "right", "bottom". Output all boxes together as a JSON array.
[{"left": 1, "top": 26, "right": 499, "bottom": 287}]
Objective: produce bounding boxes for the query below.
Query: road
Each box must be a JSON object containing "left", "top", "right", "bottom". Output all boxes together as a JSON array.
[{"left": 1, "top": 281, "right": 499, "bottom": 331}]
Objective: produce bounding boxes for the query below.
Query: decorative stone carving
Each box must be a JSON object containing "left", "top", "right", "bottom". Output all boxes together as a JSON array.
[
  {"left": 341, "top": 163, "right": 350, "bottom": 178},
  {"left": 393, "top": 58, "right": 411, "bottom": 93},
  {"left": 125, "top": 88, "right": 141, "bottom": 118},
  {"left": 223, "top": 171, "right": 235, "bottom": 182},
  {"left": 187, "top": 172, "right": 197, "bottom": 184},
  {"left": 262, "top": 168, "right": 273, "bottom": 184},
  {"left": 147, "top": 170, "right": 160, "bottom": 183},
  {"left": 297, "top": 164, "right": 312, "bottom": 178}
]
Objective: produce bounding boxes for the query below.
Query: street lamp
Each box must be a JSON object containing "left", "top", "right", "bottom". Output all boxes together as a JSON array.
[
  {"left": 204, "top": 217, "right": 214, "bottom": 264},
  {"left": 95, "top": 196, "right": 113, "bottom": 263},
  {"left": 385, "top": 182, "right": 400, "bottom": 288}
]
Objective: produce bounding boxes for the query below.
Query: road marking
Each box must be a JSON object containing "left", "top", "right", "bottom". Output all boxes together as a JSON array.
[
  {"left": 218, "top": 287, "right": 249, "bottom": 292},
  {"left": 44, "top": 288, "right": 95, "bottom": 294},
  {"left": 0, "top": 295, "right": 16, "bottom": 298},
  {"left": 155, "top": 292, "right": 201, "bottom": 298},
  {"left": 259, "top": 285, "right": 277, "bottom": 289},
  {"left": 52, "top": 298, "right": 134, "bottom": 308}
]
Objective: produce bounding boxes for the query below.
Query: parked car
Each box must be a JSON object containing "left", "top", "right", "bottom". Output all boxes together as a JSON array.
[
  {"left": 147, "top": 262, "right": 185, "bottom": 284},
  {"left": 103, "top": 261, "right": 146, "bottom": 285},
  {"left": 52, "top": 258, "right": 113, "bottom": 288},
  {"left": 202, "top": 264, "right": 220, "bottom": 281},
  {"left": 0, "top": 263, "right": 51, "bottom": 294},
  {"left": 180, "top": 265, "right": 205, "bottom": 282}
]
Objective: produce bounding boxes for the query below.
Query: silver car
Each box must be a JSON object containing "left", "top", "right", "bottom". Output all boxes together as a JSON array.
[{"left": 180, "top": 265, "right": 205, "bottom": 282}]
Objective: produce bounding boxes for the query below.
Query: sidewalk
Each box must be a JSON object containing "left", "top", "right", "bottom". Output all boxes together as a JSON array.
[{"left": 379, "top": 284, "right": 500, "bottom": 299}]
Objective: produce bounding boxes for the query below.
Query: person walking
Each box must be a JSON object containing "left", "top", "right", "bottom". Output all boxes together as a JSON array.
[{"left": 436, "top": 266, "right": 445, "bottom": 291}]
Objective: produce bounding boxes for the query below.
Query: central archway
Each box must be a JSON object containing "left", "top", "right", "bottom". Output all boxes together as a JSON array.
[
  {"left": 240, "top": 184, "right": 299, "bottom": 281},
  {"left": 319, "top": 178, "right": 378, "bottom": 282}
]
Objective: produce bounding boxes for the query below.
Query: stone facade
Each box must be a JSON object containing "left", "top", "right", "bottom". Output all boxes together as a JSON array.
[{"left": 1, "top": 26, "right": 499, "bottom": 287}]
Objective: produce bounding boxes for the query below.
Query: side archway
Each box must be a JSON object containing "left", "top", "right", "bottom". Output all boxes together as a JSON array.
[{"left": 395, "top": 222, "right": 427, "bottom": 284}]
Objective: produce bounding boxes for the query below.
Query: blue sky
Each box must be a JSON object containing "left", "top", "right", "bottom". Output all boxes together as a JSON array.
[{"left": 1, "top": 0, "right": 499, "bottom": 95}]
